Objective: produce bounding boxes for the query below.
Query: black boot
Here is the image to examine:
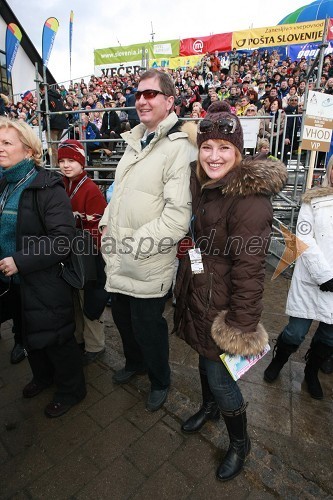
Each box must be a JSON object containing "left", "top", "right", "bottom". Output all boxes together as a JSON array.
[
  {"left": 304, "top": 342, "right": 333, "bottom": 399},
  {"left": 181, "top": 370, "right": 220, "bottom": 433},
  {"left": 264, "top": 333, "right": 298, "bottom": 383},
  {"left": 320, "top": 354, "right": 333, "bottom": 374},
  {"left": 216, "top": 404, "right": 251, "bottom": 482}
]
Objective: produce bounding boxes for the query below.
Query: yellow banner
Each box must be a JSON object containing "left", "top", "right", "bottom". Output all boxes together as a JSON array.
[
  {"left": 147, "top": 55, "right": 202, "bottom": 69},
  {"left": 168, "top": 55, "right": 202, "bottom": 69},
  {"left": 232, "top": 20, "right": 325, "bottom": 49}
]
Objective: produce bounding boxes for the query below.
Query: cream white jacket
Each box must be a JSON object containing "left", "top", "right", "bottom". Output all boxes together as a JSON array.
[
  {"left": 99, "top": 112, "right": 195, "bottom": 297},
  {"left": 286, "top": 187, "right": 333, "bottom": 324}
]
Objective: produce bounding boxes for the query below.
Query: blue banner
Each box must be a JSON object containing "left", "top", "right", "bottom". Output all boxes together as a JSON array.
[
  {"left": 288, "top": 41, "right": 333, "bottom": 61},
  {"left": 69, "top": 10, "right": 74, "bottom": 77},
  {"left": 5, "top": 24, "right": 22, "bottom": 79},
  {"left": 42, "top": 17, "right": 59, "bottom": 67}
]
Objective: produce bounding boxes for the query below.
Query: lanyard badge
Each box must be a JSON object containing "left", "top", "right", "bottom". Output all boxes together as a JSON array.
[
  {"left": 188, "top": 248, "right": 204, "bottom": 274},
  {"left": 188, "top": 214, "right": 204, "bottom": 274}
]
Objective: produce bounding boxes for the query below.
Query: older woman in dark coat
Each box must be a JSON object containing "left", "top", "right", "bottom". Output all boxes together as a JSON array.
[
  {"left": 174, "top": 102, "right": 287, "bottom": 481},
  {"left": 0, "top": 118, "right": 86, "bottom": 418}
]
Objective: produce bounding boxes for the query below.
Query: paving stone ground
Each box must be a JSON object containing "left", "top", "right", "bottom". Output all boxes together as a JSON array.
[{"left": 0, "top": 266, "right": 332, "bottom": 499}]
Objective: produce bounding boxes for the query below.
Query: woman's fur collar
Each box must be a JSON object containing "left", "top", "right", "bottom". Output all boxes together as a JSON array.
[
  {"left": 181, "top": 121, "right": 198, "bottom": 146},
  {"left": 221, "top": 156, "right": 288, "bottom": 197},
  {"left": 302, "top": 186, "right": 333, "bottom": 203}
]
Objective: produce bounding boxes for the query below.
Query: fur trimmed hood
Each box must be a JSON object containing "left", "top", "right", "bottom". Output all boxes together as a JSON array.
[
  {"left": 221, "top": 156, "right": 288, "bottom": 197},
  {"left": 211, "top": 311, "right": 268, "bottom": 357},
  {"left": 180, "top": 120, "right": 198, "bottom": 147},
  {"left": 302, "top": 186, "right": 333, "bottom": 203}
]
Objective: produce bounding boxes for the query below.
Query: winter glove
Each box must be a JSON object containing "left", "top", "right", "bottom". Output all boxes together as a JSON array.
[{"left": 319, "top": 278, "right": 333, "bottom": 292}]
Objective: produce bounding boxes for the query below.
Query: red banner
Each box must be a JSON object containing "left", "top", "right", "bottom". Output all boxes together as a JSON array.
[
  {"left": 180, "top": 32, "right": 232, "bottom": 56},
  {"left": 328, "top": 18, "right": 333, "bottom": 41}
]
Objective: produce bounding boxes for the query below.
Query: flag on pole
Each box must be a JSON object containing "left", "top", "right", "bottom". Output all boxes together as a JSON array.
[
  {"left": 42, "top": 17, "right": 59, "bottom": 67},
  {"left": 5, "top": 23, "right": 22, "bottom": 79},
  {"left": 69, "top": 11, "right": 74, "bottom": 80}
]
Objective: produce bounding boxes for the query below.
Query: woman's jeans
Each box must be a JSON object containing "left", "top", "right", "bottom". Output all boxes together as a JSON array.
[
  {"left": 282, "top": 316, "right": 333, "bottom": 347},
  {"left": 199, "top": 355, "right": 244, "bottom": 413}
]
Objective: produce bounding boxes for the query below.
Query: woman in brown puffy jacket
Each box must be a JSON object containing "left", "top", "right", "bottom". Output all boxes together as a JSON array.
[{"left": 174, "top": 101, "right": 287, "bottom": 482}]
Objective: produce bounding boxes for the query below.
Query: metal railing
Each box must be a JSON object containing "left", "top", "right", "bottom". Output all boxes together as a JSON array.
[{"left": 30, "top": 79, "right": 328, "bottom": 256}]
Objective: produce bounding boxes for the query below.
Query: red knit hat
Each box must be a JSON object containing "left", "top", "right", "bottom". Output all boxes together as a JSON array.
[
  {"left": 197, "top": 101, "right": 244, "bottom": 153},
  {"left": 58, "top": 140, "right": 86, "bottom": 167}
]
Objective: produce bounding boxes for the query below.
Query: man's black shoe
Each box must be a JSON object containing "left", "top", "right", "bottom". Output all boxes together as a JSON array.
[
  {"left": 112, "top": 367, "right": 146, "bottom": 384},
  {"left": 11, "top": 343, "right": 26, "bottom": 364},
  {"left": 146, "top": 388, "right": 169, "bottom": 412}
]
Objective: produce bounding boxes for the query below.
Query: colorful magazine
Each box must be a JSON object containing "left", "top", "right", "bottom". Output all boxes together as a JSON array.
[{"left": 220, "top": 344, "right": 271, "bottom": 381}]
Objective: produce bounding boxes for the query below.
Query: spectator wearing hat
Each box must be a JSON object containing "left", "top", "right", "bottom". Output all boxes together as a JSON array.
[
  {"left": 58, "top": 140, "right": 109, "bottom": 365},
  {"left": 218, "top": 84, "right": 230, "bottom": 101},
  {"left": 260, "top": 83, "right": 273, "bottom": 102},
  {"left": 174, "top": 100, "right": 287, "bottom": 481}
]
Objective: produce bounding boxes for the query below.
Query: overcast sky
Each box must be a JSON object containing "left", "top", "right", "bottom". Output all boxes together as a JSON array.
[{"left": 8, "top": 0, "right": 310, "bottom": 84}]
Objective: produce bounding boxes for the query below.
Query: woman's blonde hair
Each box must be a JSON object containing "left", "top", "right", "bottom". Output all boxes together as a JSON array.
[
  {"left": 0, "top": 117, "right": 43, "bottom": 166},
  {"left": 257, "top": 138, "right": 270, "bottom": 151},
  {"left": 321, "top": 155, "right": 333, "bottom": 187},
  {"left": 196, "top": 140, "right": 242, "bottom": 188}
]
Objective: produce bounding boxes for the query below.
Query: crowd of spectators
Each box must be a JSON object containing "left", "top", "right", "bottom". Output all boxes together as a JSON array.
[{"left": 1, "top": 48, "right": 333, "bottom": 162}]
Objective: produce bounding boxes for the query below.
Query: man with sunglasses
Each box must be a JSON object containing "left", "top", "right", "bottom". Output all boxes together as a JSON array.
[{"left": 99, "top": 69, "right": 195, "bottom": 412}]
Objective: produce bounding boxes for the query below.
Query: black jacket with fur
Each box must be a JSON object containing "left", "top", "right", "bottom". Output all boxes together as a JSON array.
[{"left": 174, "top": 156, "right": 288, "bottom": 360}]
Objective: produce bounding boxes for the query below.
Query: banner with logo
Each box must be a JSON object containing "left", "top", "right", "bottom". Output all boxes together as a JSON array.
[
  {"left": 94, "top": 39, "right": 179, "bottom": 66},
  {"left": 168, "top": 55, "right": 202, "bottom": 69},
  {"left": 179, "top": 33, "right": 232, "bottom": 56},
  {"left": 95, "top": 55, "right": 204, "bottom": 76},
  {"left": 301, "top": 90, "right": 333, "bottom": 153},
  {"left": 69, "top": 11, "right": 74, "bottom": 78},
  {"left": 288, "top": 40, "right": 333, "bottom": 61},
  {"left": 42, "top": 17, "right": 59, "bottom": 67},
  {"left": 233, "top": 20, "right": 325, "bottom": 49},
  {"left": 5, "top": 23, "right": 22, "bottom": 79}
]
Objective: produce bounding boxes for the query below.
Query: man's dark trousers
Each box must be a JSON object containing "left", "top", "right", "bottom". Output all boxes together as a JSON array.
[{"left": 111, "top": 293, "right": 170, "bottom": 390}]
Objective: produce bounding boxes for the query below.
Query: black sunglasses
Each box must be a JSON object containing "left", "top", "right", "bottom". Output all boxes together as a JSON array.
[
  {"left": 135, "top": 89, "right": 168, "bottom": 101},
  {"left": 198, "top": 118, "right": 237, "bottom": 135}
]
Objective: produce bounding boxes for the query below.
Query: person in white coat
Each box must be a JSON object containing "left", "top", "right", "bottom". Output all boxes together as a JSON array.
[{"left": 264, "top": 155, "right": 333, "bottom": 399}]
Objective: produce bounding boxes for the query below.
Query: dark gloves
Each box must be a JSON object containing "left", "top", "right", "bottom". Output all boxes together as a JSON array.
[{"left": 319, "top": 279, "right": 333, "bottom": 292}]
